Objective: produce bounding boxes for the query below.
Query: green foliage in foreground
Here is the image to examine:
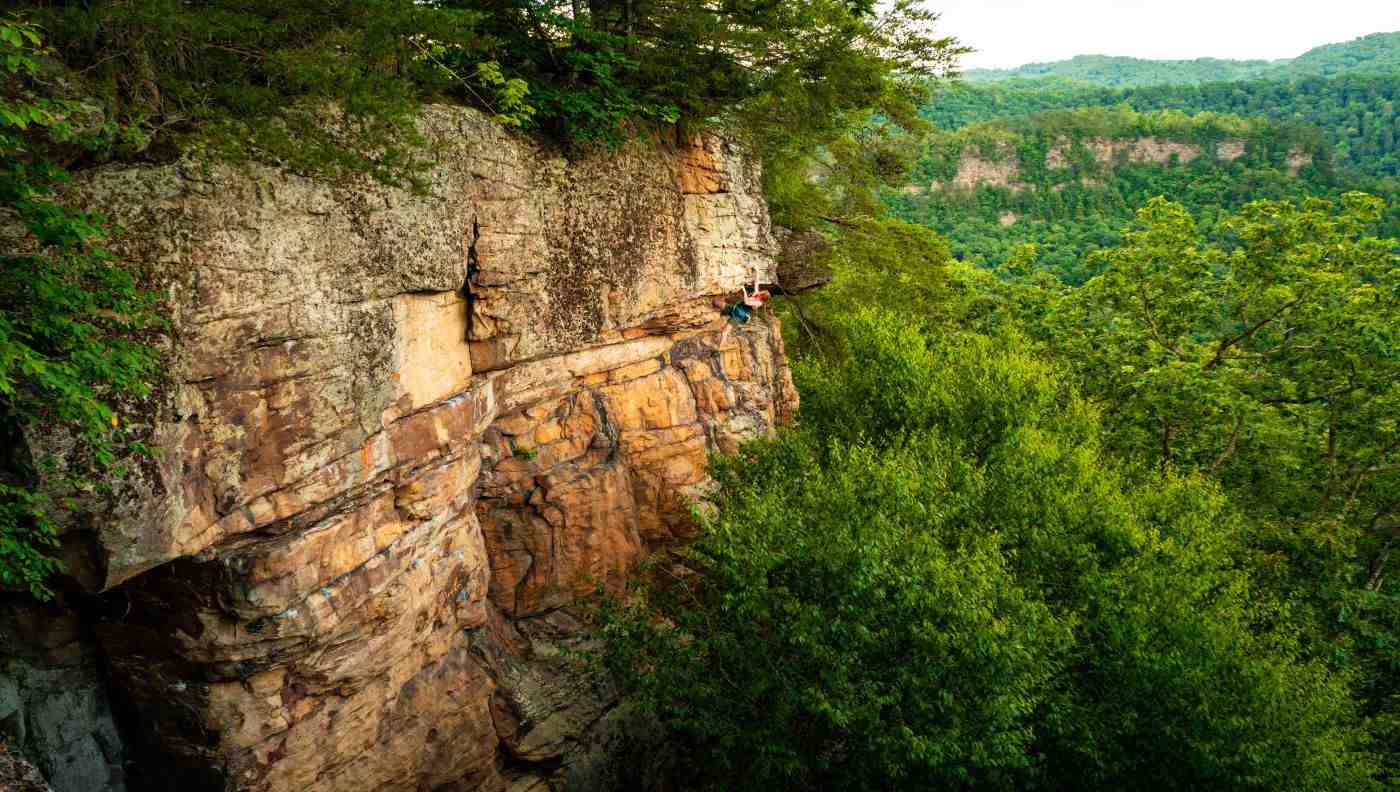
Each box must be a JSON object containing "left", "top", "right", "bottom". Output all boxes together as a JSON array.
[
  {"left": 602, "top": 192, "right": 1400, "bottom": 786},
  {"left": 1, "top": 18, "right": 162, "bottom": 598},
  {"left": 600, "top": 312, "right": 1380, "bottom": 790},
  {"left": 957, "top": 196, "right": 1400, "bottom": 767}
]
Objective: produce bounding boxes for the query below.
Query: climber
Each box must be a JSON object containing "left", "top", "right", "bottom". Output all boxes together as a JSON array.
[{"left": 713, "top": 268, "right": 771, "bottom": 348}]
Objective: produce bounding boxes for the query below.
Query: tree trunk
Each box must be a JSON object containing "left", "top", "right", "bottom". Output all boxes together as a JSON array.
[{"left": 624, "top": 0, "right": 633, "bottom": 53}]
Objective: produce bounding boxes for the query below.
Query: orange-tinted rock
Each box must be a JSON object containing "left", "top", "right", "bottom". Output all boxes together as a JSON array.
[
  {"left": 481, "top": 459, "right": 642, "bottom": 616},
  {"left": 675, "top": 133, "right": 727, "bottom": 194},
  {"left": 477, "top": 322, "right": 794, "bottom": 616}
]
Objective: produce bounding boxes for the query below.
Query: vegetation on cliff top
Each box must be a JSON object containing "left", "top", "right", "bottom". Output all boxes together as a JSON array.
[{"left": 12, "top": 0, "right": 963, "bottom": 201}]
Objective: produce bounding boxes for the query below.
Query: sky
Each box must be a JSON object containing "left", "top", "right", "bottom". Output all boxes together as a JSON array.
[{"left": 930, "top": 0, "right": 1400, "bottom": 69}]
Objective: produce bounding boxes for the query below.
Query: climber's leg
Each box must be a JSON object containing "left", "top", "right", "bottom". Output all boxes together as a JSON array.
[{"left": 718, "top": 320, "right": 733, "bottom": 349}]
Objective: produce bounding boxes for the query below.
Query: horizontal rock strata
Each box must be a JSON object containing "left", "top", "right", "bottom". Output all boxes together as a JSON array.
[{"left": 10, "top": 106, "right": 797, "bottom": 792}]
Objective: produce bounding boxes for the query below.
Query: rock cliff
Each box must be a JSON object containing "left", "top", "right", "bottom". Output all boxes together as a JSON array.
[
  {"left": 2, "top": 106, "right": 798, "bottom": 791},
  {"left": 922, "top": 136, "right": 1313, "bottom": 193}
]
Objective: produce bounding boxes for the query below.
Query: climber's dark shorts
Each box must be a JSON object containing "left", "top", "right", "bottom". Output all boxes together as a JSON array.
[{"left": 722, "top": 302, "right": 753, "bottom": 324}]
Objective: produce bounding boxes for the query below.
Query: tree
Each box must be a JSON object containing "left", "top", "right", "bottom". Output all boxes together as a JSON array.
[
  {"left": 781, "top": 215, "right": 954, "bottom": 356},
  {"left": 1052, "top": 196, "right": 1400, "bottom": 554}
]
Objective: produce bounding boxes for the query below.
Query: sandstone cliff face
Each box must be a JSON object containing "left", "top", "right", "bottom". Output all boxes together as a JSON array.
[
  {"left": 1045, "top": 136, "right": 1203, "bottom": 169},
  {"left": 8, "top": 107, "right": 796, "bottom": 792},
  {"left": 934, "top": 144, "right": 1029, "bottom": 193},
  {"left": 924, "top": 136, "right": 1252, "bottom": 194}
]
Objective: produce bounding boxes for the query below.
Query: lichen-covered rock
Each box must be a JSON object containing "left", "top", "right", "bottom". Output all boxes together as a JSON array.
[
  {"left": 1, "top": 743, "right": 57, "bottom": 792},
  {"left": 8, "top": 106, "right": 797, "bottom": 792},
  {"left": 0, "top": 600, "right": 126, "bottom": 792}
]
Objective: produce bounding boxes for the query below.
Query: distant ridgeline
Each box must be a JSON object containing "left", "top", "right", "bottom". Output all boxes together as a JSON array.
[
  {"left": 885, "top": 107, "right": 1364, "bottom": 284},
  {"left": 964, "top": 31, "right": 1400, "bottom": 86},
  {"left": 965, "top": 56, "right": 1280, "bottom": 88}
]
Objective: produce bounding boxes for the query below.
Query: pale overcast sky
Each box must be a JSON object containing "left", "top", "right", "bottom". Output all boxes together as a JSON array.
[{"left": 931, "top": 0, "right": 1400, "bottom": 69}]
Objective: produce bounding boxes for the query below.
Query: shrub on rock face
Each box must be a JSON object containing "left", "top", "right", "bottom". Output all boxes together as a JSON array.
[
  {"left": 1, "top": 18, "right": 163, "bottom": 599},
  {"left": 600, "top": 311, "right": 1380, "bottom": 791}
]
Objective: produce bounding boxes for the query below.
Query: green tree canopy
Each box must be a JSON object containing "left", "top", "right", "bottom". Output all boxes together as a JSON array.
[
  {"left": 601, "top": 310, "right": 1381, "bottom": 790},
  {"left": 15, "top": 0, "right": 965, "bottom": 202}
]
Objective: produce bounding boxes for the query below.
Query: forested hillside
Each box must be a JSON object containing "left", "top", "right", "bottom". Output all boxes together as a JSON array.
[
  {"left": 923, "top": 72, "right": 1400, "bottom": 179},
  {"left": 945, "top": 32, "right": 1400, "bottom": 180},
  {"left": 893, "top": 30, "right": 1400, "bottom": 280},
  {"left": 602, "top": 29, "right": 1400, "bottom": 791},
  {"left": 1274, "top": 31, "right": 1400, "bottom": 78},
  {"left": 884, "top": 106, "right": 1375, "bottom": 282}
]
